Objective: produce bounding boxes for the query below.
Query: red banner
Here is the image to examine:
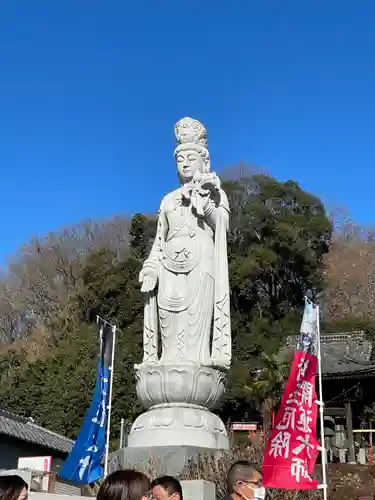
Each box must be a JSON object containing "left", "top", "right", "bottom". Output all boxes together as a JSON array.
[{"left": 262, "top": 350, "right": 320, "bottom": 489}]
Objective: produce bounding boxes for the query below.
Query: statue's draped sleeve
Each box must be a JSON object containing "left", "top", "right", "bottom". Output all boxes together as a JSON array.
[
  {"left": 211, "top": 189, "right": 232, "bottom": 370},
  {"left": 140, "top": 202, "right": 166, "bottom": 365},
  {"left": 144, "top": 202, "right": 166, "bottom": 270}
]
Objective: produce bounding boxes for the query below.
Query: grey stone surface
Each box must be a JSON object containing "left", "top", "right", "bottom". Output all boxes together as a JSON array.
[
  {"left": 137, "top": 117, "right": 231, "bottom": 370},
  {"left": 126, "top": 118, "right": 232, "bottom": 449},
  {"left": 181, "top": 480, "right": 216, "bottom": 500},
  {"left": 128, "top": 404, "right": 227, "bottom": 449},
  {"left": 108, "top": 445, "right": 222, "bottom": 477}
]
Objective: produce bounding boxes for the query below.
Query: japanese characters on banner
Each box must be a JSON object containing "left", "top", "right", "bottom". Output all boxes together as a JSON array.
[
  {"left": 59, "top": 321, "right": 114, "bottom": 484},
  {"left": 262, "top": 301, "right": 320, "bottom": 490}
]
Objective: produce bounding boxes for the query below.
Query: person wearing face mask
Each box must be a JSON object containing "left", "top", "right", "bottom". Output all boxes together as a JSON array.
[
  {"left": 151, "top": 476, "right": 183, "bottom": 500},
  {"left": 224, "top": 461, "right": 265, "bottom": 500}
]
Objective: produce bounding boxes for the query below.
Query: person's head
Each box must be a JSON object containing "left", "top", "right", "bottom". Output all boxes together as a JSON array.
[
  {"left": 151, "top": 476, "right": 182, "bottom": 500},
  {"left": 97, "top": 470, "right": 150, "bottom": 500},
  {"left": 0, "top": 475, "right": 28, "bottom": 500},
  {"left": 174, "top": 117, "right": 211, "bottom": 184},
  {"left": 226, "top": 461, "right": 264, "bottom": 500}
]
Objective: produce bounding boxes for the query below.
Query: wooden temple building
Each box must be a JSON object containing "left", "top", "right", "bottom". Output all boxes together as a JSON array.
[
  {"left": 320, "top": 332, "right": 375, "bottom": 464},
  {"left": 232, "top": 332, "right": 375, "bottom": 463}
]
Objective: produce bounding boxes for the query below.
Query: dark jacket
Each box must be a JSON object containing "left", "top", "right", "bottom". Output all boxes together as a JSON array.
[{"left": 222, "top": 495, "right": 233, "bottom": 500}]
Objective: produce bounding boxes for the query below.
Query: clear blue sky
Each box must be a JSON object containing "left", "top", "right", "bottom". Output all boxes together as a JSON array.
[{"left": 1, "top": 0, "right": 374, "bottom": 262}]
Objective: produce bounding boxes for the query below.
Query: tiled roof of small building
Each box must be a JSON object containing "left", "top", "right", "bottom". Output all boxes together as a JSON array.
[
  {"left": 0, "top": 409, "right": 73, "bottom": 454},
  {"left": 285, "top": 332, "right": 375, "bottom": 378}
]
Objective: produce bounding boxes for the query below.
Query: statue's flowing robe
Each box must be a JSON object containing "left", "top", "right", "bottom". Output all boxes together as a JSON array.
[{"left": 141, "top": 187, "right": 231, "bottom": 369}]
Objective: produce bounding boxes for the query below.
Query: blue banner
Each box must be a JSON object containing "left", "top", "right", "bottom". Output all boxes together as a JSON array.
[{"left": 59, "top": 322, "right": 114, "bottom": 484}]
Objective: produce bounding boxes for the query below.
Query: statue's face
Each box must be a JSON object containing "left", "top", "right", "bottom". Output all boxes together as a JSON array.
[{"left": 176, "top": 150, "right": 204, "bottom": 183}]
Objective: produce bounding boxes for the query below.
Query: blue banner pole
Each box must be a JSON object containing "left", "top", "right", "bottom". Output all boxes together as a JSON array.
[{"left": 104, "top": 324, "right": 116, "bottom": 478}]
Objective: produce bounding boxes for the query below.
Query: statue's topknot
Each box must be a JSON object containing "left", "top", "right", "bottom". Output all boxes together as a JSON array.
[{"left": 174, "top": 117, "right": 208, "bottom": 149}]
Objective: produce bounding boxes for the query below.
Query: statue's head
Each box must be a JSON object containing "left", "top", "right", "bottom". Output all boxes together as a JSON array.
[{"left": 174, "top": 117, "right": 210, "bottom": 184}]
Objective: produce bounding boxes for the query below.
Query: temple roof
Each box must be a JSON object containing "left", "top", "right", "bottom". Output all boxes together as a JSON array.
[
  {"left": 285, "top": 332, "right": 375, "bottom": 379},
  {"left": 0, "top": 409, "right": 72, "bottom": 454}
]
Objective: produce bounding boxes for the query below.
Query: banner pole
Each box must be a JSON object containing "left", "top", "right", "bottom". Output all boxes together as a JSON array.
[
  {"left": 119, "top": 418, "right": 125, "bottom": 448},
  {"left": 316, "top": 306, "right": 328, "bottom": 500},
  {"left": 104, "top": 324, "right": 117, "bottom": 478},
  {"left": 97, "top": 315, "right": 103, "bottom": 355}
]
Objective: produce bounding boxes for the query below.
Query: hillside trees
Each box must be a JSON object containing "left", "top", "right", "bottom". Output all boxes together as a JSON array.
[
  {"left": 0, "top": 217, "right": 131, "bottom": 344},
  {"left": 0, "top": 215, "right": 150, "bottom": 441},
  {"left": 0, "top": 249, "right": 145, "bottom": 442},
  {"left": 0, "top": 170, "right": 332, "bottom": 442},
  {"left": 324, "top": 237, "right": 375, "bottom": 323},
  {"left": 221, "top": 173, "right": 332, "bottom": 422}
]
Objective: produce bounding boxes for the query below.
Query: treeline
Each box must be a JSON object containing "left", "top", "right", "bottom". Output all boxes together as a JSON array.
[{"left": 0, "top": 167, "right": 372, "bottom": 446}]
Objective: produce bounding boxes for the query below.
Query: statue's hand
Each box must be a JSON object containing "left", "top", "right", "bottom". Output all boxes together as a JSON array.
[
  {"left": 198, "top": 185, "right": 220, "bottom": 208},
  {"left": 199, "top": 172, "right": 221, "bottom": 191},
  {"left": 200, "top": 191, "right": 212, "bottom": 211},
  {"left": 139, "top": 267, "right": 157, "bottom": 293}
]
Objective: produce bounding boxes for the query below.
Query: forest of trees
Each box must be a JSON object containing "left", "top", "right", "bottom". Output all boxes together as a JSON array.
[{"left": 0, "top": 167, "right": 373, "bottom": 448}]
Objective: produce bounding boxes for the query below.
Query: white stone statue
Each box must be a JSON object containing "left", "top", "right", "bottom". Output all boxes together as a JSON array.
[
  {"left": 127, "top": 118, "right": 231, "bottom": 450},
  {"left": 138, "top": 117, "right": 231, "bottom": 369}
]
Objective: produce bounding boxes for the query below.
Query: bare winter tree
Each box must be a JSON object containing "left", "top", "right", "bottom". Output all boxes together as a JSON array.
[
  {"left": 0, "top": 216, "right": 131, "bottom": 344},
  {"left": 0, "top": 283, "right": 24, "bottom": 343},
  {"left": 328, "top": 203, "right": 375, "bottom": 242},
  {"left": 324, "top": 206, "right": 375, "bottom": 321}
]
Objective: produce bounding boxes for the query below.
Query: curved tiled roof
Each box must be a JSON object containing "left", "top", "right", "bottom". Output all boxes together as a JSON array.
[
  {"left": 284, "top": 332, "right": 375, "bottom": 377},
  {"left": 0, "top": 409, "right": 73, "bottom": 454},
  {"left": 320, "top": 333, "right": 375, "bottom": 376}
]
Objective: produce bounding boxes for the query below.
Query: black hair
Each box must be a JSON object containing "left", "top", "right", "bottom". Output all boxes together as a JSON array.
[
  {"left": 97, "top": 470, "right": 150, "bottom": 500},
  {"left": 0, "top": 475, "right": 28, "bottom": 500},
  {"left": 151, "top": 476, "right": 183, "bottom": 500},
  {"left": 226, "top": 461, "right": 261, "bottom": 494}
]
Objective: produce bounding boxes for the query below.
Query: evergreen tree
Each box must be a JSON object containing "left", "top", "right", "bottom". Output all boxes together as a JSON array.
[{"left": 0, "top": 172, "right": 332, "bottom": 445}]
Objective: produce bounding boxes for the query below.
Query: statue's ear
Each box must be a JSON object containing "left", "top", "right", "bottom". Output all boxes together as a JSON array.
[{"left": 203, "top": 158, "right": 211, "bottom": 173}]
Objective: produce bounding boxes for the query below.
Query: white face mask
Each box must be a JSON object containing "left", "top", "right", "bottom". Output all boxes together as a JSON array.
[
  {"left": 252, "top": 487, "right": 266, "bottom": 500},
  {"left": 238, "top": 482, "right": 266, "bottom": 500}
]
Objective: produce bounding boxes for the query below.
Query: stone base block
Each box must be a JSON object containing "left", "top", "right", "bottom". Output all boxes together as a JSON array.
[
  {"left": 181, "top": 481, "right": 215, "bottom": 500},
  {"left": 108, "top": 445, "right": 223, "bottom": 477},
  {"left": 128, "top": 403, "right": 228, "bottom": 449}
]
